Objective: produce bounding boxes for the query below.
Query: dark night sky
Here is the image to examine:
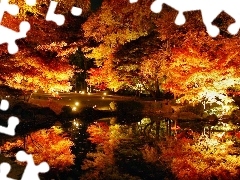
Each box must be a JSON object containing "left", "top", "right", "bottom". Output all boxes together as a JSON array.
[{"left": 90, "top": 0, "right": 102, "bottom": 11}]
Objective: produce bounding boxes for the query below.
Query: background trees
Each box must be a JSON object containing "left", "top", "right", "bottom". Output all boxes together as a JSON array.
[
  {"left": 81, "top": 0, "right": 154, "bottom": 65},
  {"left": 0, "top": 0, "right": 92, "bottom": 94},
  {"left": 1, "top": 0, "right": 240, "bottom": 103},
  {"left": 82, "top": 1, "right": 240, "bottom": 103}
]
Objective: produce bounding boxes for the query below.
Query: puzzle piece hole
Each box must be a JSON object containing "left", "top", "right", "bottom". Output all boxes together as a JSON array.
[
  {"left": 175, "top": 13, "right": 186, "bottom": 25},
  {"left": 228, "top": 23, "right": 239, "bottom": 35},
  {"left": 0, "top": 99, "right": 9, "bottom": 111},
  {"left": 150, "top": 1, "right": 163, "bottom": 13},
  {"left": 129, "top": 0, "right": 138, "bottom": 3},
  {"left": 6, "top": 4, "right": 19, "bottom": 16},
  {"left": 0, "top": 162, "right": 11, "bottom": 175},
  {"left": 25, "top": 0, "right": 36, "bottom": 6},
  {"left": 71, "top": 6, "right": 82, "bottom": 16}
]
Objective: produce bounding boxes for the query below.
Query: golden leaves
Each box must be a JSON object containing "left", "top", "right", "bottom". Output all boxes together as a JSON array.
[
  {"left": 0, "top": 48, "right": 74, "bottom": 93},
  {"left": 82, "top": 0, "right": 152, "bottom": 62},
  {"left": 1, "top": 126, "right": 75, "bottom": 170}
]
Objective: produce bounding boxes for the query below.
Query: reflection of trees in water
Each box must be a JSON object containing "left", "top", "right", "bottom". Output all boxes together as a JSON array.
[
  {"left": 60, "top": 118, "right": 96, "bottom": 179},
  {"left": 136, "top": 116, "right": 175, "bottom": 140},
  {"left": 80, "top": 121, "right": 136, "bottom": 179},
  {"left": 0, "top": 126, "right": 75, "bottom": 179},
  {"left": 79, "top": 118, "right": 176, "bottom": 179},
  {"left": 57, "top": 116, "right": 240, "bottom": 179}
]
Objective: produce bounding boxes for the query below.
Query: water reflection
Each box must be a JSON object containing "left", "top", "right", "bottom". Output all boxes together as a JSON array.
[
  {"left": 2, "top": 115, "right": 240, "bottom": 179},
  {"left": 65, "top": 116, "right": 240, "bottom": 179},
  {"left": 0, "top": 126, "right": 75, "bottom": 179}
]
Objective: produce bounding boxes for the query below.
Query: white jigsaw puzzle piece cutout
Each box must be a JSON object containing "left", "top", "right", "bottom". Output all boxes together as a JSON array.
[
  {"left": 0, "top": 162, "right": 16, "bottom": 180},
  {"left": 129, "top": 0, "right": 138, "bottom": 3},
  {"left": 71, "top": 6, "right": 82, "bottom": 16},
  {"left": 0, "top": 0, "right": 31, "bottom": 54},
  {"left": 0, "top": 21, "right": 30, "bottom": 54},
  {"left": 0, "top": 99, "right": 19, "bottom": 136},
  {"left": 149, "top": 0, "right": 240, "bottom": 37},
  {"left": 0, "top": 116, "right": 19, "bottom": 136},
  {"left": 0, "top": 99, "right": 9, "bottom": 111},
  {"left": 0, "top": 0, "right": 19, "bottom": 22},
  {"left": 16, "top": 151, "right": 50, "bottom": 180},
  {"left": 46, "top": 1, "right": 65, "bottom": 26},
  {"left": 25, "top": 0, "right": 36, "bottom": 6}
]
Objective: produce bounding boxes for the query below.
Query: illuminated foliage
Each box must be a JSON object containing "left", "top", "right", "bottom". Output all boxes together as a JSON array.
[
  {"left": 86, "top": 57, "right": 126, "bottom": 91},
  {"left": 0, "top": 0, "right": 92, "bottom": 93},
  {"left": 0, "top": 49, "right": 74, "bottom": 93},
  {"left": 84, "top": 3, "right": 240, "bottom": 109},
  {"left": 82, "top": 0, "right": 154, "bottom": 65},
  {"left": 81, "top": 122, "right": 130, "bottom": 179},
  {"left": 156, "top": 133, "right": 240, "bottom": 180},
  {"left": 1, "top": 126, "right": 75, "bottom": 170}
]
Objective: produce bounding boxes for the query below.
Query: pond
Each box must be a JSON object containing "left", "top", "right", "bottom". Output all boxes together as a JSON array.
[
  {"left": 2, "top": 115, "right": 240, "bottom": 180},
  {"left": 52, "top": 116, "right": 179, "bottom": 179}
]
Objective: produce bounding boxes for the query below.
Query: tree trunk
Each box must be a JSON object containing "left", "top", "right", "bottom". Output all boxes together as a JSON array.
[
  {"left": 150, "top": 79, "right": 161, "bottom": 100},
  {"left": 25, "top": 91, "right": 33, "bottom": 102},
  {"left": 155, "top": 82, "right": 161, "bottom": 99},
  {"left": 155, "top": 120, "right": 160, "bottom": 140}
]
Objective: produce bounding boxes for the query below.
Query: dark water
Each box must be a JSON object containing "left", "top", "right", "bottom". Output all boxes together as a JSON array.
[
  {"left": 45, "top": 116, "right": 206, "bottom": 180},
  {"left": 41, "top": 116, "right": 167, "bottom": 179},
  {"left": 5, "top": 115, "right": 237, "bottom": 180}
]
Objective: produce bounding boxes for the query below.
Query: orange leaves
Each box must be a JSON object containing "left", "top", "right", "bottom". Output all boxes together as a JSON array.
[
  {"left": 86, "top": 122, "right": 127, "bottom": 148},
  {"left": 87, "top": 122, "right": 110, "bottom": 144},
  {"left": 86, "top": 57, "right": 126, "bottom": 91},
  {"left": 161, "top": 38, "right": 240, "bottom": 103},
  {"left": 0, "top": 47, "right": 74, "bottom": 93},
  {"left": 1, "top": 126, "right": 75, "bottom": 171},
  {"left": 0, "top": 1, "right": 85, "bottom": 94},
  {"left": 82, "top": 122, "right": 129, "bottom": 175},
  {"left": 82, "top": 0, "right": 153, "bottom": 62},
  {"left": 158, "top": 135, "right": 240, "bottom": 180}
]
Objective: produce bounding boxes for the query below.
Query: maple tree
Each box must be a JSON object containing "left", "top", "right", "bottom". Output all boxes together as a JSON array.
[
  {"left": 81, "top": 0, "right": 155, "bottom": 66},
  {"left": 114, "top": 32, "right": 169, "bottom": 98},
  {"left": 0, "top": 48, "right": 74, "bottom": 94},
  {"left": 86, "top": 56, "right": 127, "bottom": 92},
  {"left": 84, "top": 3, "right": 240, "bottom": 107},
  {"left": 0, "top": 0, "right": 93, "bottom": 94},
  {"left": 157, "top": 13, "right": 240, "bottom": 96},
  {"left": 81, "top": 3, "right": 183, "bottom": 97}
]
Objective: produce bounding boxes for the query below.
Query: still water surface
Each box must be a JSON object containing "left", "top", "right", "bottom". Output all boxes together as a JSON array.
[
  {"left": 52, "top": 116, "right": 207, "bottom": 180},
  {"left": 4, "top": 115, "right": 237, "bottom": 179}
]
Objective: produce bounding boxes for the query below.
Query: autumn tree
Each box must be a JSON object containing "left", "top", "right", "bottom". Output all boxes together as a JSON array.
[
  {"left": 0, "top": 48, "right": 74, "bottom": 94},
  {"left": 81, "top": 3, "right": 179, "bottom": 97},
  {"left": 114, "top": 31, "right": 170, "bottom": 98},
  {"left": 86, "top": 56, "right": 127, "bottom": 92},
  {"left": 150, "top": 9, "right": 240, "bottom": 114},
  {"left": 81, "top": 0, "right": 155, "bottom": 66},
  {"left": 0, "top": 0, "right": 92, "bottom": 95},
  {"left": 82, "top": 1, "right": 178, "bottom": 96}
]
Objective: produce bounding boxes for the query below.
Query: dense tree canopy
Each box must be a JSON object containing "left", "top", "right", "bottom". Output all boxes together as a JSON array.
[
  {"left": 81, "top": 0, "right": 154, "bottom": 66},
  {"left": 0, "top": 0, "right": 91, "bottom": 93},
  {"left": 1, "top": 0, "right": 240, "bottom": 105},
  {"left": 83, "top": 1, "right": 240, "bottom": 104}
]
